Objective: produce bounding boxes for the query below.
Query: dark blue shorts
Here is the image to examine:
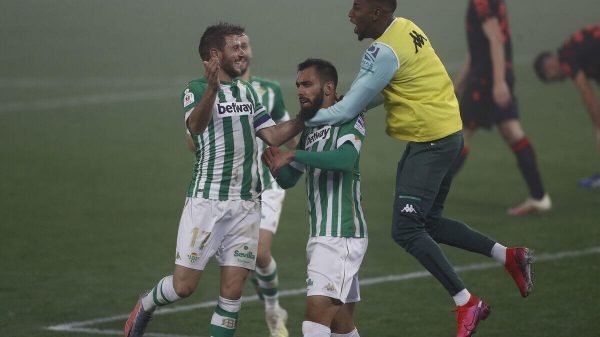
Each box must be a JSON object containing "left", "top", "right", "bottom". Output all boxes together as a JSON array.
[{"left": 459, "top": 75, "right": 520, "bottom": 130}]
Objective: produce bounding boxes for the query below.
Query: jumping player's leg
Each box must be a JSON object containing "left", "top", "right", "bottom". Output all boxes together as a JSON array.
[
  {"left": 391, "top": 132, "right": 467, "bottom": 298},
  {"left": 450, "top": 127, "right": 475, "bottom": 177},
  {"left": 424, "top": 164, "right": 534, "bottom": 298}
]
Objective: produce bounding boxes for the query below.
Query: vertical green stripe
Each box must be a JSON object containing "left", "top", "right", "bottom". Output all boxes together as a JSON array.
[
  {"left": 240, "top": 115, "right": 254, "bottom": 200},
  {"left": 260, "top": 144, "right": 272, "bottom": 190},
  {"left": 354, "top": 179, "right": 365, "bottom": 237},
  {"left": 307, "top": 169, "right": 317, "bottom": 237},
  {"left": 318, "top": 150, "right": 328, "bottom": 237},
  {"left": 219, "top": 117, "right": 234, "bottom": 200},
  {"left": 329, "top": 128, "right": 340, "bottom": 236},
  {"left": 340, "top": 173, "right": 354, "bottom": 236},
  {"left": 203, "top": 123, "right": 216, "bottom": 199},
  {"left": 331, "top": 171, "right": 340, "bottom": 237}
]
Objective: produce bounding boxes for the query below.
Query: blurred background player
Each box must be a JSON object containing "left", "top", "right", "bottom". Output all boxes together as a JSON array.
[
  {"left": 125, "top": 23, "right": 304, "bottom": 337},
  {"left": 184, "top": 32, "right": 294, "bottom": 337},
  {"left": 453, "top": 0, "right": 551, "bottom": 214},
  {"left": 534, "top": 25, "right": 600, "bottom": 189},
  {"left": 263, "top": 58, "right": 368, "bottom": 337},
  {"left": 304, "top": 1, "right": 536, "bottom": 336},
  {"left": 240, "top": 33, "right": 295, "bottom": 337}
]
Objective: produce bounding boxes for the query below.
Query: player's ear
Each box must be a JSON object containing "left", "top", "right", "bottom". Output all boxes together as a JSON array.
[
  {"left": 210, "top": 48, "right": 219, "bottom": 59},
  {"left": 324, "top": 81, "right": 334, "bottom": 96}
]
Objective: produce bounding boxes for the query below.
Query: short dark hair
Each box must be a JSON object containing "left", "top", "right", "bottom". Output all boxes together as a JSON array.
[
  {"left": 533, "top": 51, "right": 552, "bottom": 82},
  {"left": 370, "top": 0, "right": 396, "bottom": 13},
  {"left": 198, "top": 22, "right": 245, "bottom": 61},
  {"left": 297, "top": 58, "right": 338, "bottom": 88}
]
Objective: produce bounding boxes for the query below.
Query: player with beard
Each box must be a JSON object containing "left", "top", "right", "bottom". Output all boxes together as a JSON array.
[
  {"left": 301, "top": 1, "right": 535, "bottom": 336},
  {"left": 263, "top": 58, "right": 368, "bottom": 337},
  {"left": 124, "top": 23, "right": 304, "bottom": 337},
  {"left": 184, "top": 32, "right": 294, "bottom": 337}
]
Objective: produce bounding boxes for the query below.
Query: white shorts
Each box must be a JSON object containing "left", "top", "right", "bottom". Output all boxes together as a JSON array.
[
  {"left": 260, "top": 188, "right": 285, "bottom": 233},
  {"left": 175, "top": 197, "right": 260, "bottom": 271},
  {"left": 305, "top": 236, "right": 368, "bottom": 303}
]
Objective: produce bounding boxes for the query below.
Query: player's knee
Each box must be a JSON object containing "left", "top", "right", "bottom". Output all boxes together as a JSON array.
[
  {"left": 173, "top": 281, "right": 196, "bottom": 298},
  {"left": 219, "top": 278, "right": 245, "bottom": 299},
  {"left": 391, "top": 214, "right": 420, "bottom": 248}
]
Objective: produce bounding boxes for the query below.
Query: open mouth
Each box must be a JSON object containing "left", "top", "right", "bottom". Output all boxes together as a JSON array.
[{"left": 299, "top": 98, "right": 310, "bottom": 106}]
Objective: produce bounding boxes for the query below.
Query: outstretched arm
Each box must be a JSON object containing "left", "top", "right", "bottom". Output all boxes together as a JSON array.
[
  {"left": 573, "top": 71, "right": 600, "bottom": 150},
  {"left": 256, "top": 117, "right": 305, "bottom": 146},
  {"left": 305, "top": 43, "right": 398, "bottom": 127},
  {"left": 263, "top": 143, "right": 359, "bottom": 176}
]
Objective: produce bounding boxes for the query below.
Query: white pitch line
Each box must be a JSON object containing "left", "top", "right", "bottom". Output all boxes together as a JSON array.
[
  {"left": 0, "top": 88, "right": 179, "bottom": 113},
  {"left": 46, "top": 246, "right": 600, "bottom": 337}
]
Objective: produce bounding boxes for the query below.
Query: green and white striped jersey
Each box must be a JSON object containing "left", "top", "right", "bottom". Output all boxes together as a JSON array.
[
  {"left": 250, "top": 76, "right": 290, "bottom": 192},
  {"left": 181, "top": 77, "right": 275, "bottom": 201},
  {"left": 291, "top": 114, "right": 368, "bottom": 238}
]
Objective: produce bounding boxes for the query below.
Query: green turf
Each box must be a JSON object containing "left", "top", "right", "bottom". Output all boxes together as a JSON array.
[{"left": 2, "top": 0, "right": 600, "bottom": 336}]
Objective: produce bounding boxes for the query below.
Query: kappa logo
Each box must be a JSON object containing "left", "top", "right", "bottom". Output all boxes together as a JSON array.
[
  {"left": 409, "top": 30, "right": 428, "bottom": 53},
  {"left": 401, "top": 204, "right": 417, "bottom": 213},
  {"left": 324, "top": 283, "right": 336, "bottom": 292}
]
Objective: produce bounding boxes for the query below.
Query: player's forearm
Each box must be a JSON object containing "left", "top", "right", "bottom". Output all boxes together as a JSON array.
[
  {"left": 484, "top": 19, "right": 506, "bottom": 85},
  {"left": 575, "top": 73, "right": 600, "bottom": 129},
  {"left": 275, "top": 165, "right": 302, "bottom": 189},
  {"left": 295, "top": 145, "right": 358, "bottom": 172},
  {"left": 306, "top": 84, "right": 378, "bottom": 126},
  {"left": 187, "top": 87, "right": 217, "bottom": 134},
  {"left": 260, "top": 117, "right": 304, "bottom": 146}
]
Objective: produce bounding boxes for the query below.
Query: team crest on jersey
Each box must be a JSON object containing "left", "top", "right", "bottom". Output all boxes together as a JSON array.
[
  {"left": 354, "top": 113, "right": 366, "bottom": 136},
  {"left": 361, "top": 45, "right": 380, "bottom": 73},
  {"left": 216, "top": 102, "right": 254, "bottom": 117},
  {"left": 183, "top": 89, "right": 195, "bottom": 108},
  {"left": 305, "top": 126, "right": 331, "bottom": 148}
]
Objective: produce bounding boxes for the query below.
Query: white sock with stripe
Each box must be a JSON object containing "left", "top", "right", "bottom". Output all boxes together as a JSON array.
[
  {"left": 210, "top": 296, "right": 241, "bottom": 337},
  {"left": 256, "top": 258, "right": 280, "bottom": 310},
  {"left": 141, "top": 275, "right": 181, "bottom": 312}
]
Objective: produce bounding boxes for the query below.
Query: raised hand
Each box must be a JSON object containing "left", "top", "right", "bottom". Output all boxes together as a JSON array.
[{"left": 203, "top": 56, "right": 220, "bottom": 91}]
